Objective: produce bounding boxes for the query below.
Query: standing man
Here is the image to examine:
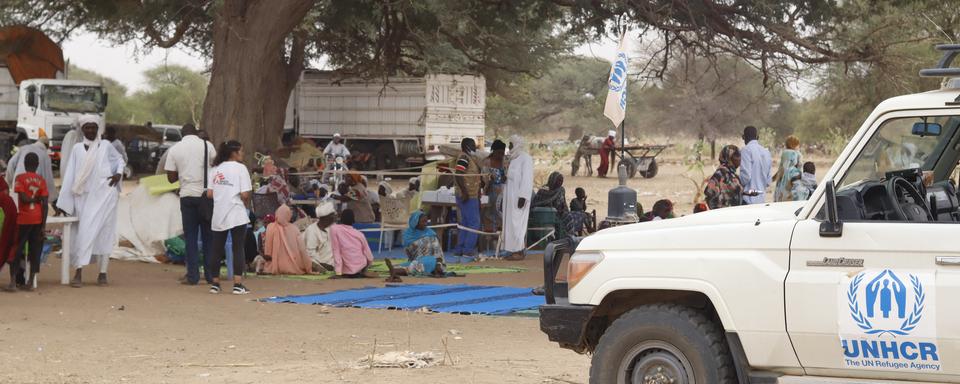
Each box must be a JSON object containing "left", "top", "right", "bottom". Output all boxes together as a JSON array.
[
  {"left": 104, "top": 126, "right": 128, "bottom": 164},
  {"left": 323, "top": 133, "right": 350, "bottom": 183},
  {"left": 6, "top": 133, "right": 58, "bottom": 205},
  {"left": 164, "top": 123, "right": 217, "bottom": 285},
  {"left": 452, "top": 138, "right": 482, "bottom": 257},
  {"left": 503, "top": 135, "right": 533, "bottom": 261},
  {"left": 738, "top": 126, "right": 772, "bottom": 204},
  {"left": 58, "top": 115, "right": 125, "bottom": 287},
  {"left": 597, "top": 130, "right": 616, "bottom": 178}
]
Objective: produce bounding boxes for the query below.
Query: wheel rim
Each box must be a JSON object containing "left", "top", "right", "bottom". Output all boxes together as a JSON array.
[{"left": 619, "top": 340, "right": 694, "bottom": 384}]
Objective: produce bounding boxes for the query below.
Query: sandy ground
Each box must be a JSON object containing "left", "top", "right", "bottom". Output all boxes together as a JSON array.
[
  {"left": 0, "top": 141, "right": 836, "bottom": 384},
  {"left": 0, "top": 257, "right": 590, "bottom": 384}
]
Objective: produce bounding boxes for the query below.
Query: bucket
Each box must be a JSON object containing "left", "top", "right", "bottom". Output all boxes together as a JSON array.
[{"left": 527, "top": 207, "right": 558, "bottom": 250}]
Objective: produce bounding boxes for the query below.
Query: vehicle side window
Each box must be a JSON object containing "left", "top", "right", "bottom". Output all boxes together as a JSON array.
[
  {"left": 25, "top": 86, "right": 36, "bottom": 107},
  {"left": 839, "top": 116, "right": 955, "bottom": 189}
]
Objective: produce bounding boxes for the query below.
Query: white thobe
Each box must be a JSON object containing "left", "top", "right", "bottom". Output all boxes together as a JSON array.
[
  {"left": 739, "top": 140, "right": 772, "bottom": 204},
  {"left": 6, "top": 142, "right": 58, "bottom": 202},
  {"left": 503, "top": 153, "right": 533, "bottom": 253},
  {"left": 57, "top": 141, "right": 125, "bottom": 268},
  {"left": 302, "top": 224, "right": 333, "bottom": 267}
]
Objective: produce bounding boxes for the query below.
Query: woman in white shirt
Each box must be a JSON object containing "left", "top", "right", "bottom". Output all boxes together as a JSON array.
[{"left": 207, "top": 140, "right": 253, "bottom": 295}]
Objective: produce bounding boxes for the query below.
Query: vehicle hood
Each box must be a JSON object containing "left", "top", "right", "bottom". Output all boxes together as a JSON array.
[{"left": 576, "top": 201, "right": 805, "bottom": 252}]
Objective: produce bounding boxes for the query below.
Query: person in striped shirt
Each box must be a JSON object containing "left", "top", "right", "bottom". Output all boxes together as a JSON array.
[{"left": 452, "top": 138, "right": 482, "bottom": 257}]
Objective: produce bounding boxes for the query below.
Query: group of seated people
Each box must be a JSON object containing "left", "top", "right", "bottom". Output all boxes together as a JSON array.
[{"left": 252, "top": 198, "right": 447, "bottom": 281}]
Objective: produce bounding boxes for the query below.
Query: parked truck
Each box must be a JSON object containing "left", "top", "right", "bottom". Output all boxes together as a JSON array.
[
  {"left": 540, "top": 44, "right": 960, "bottom": 383},
  {"left": 0, "top": 26, "right": 107, "bottom": 160},
  {"left": 285, "top": 70, "right": 485, "bottom": 170}
]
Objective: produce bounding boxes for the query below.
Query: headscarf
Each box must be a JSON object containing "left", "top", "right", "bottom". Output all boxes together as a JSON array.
[
  {"left": 71, "top": 114, "right": 104, "bottom": 195},
  {"left": 263, "top": 205, "right": 311, "bottom": 275},
  {"left": 402, "top": 210, "right": 436, "bottom": 247},
  {"left": 378, "top": 181, "right": 393, "bottom": 196},
  {"left": 785, "top": 135, "right": 800, "bottom": 150},
  {"left": 533, "top": 171, "right": 568, "bottom": 214},
  {"left": 718, "top": 144, "right": 740, "bottom": 171},
  {"left": 508, "top": 134, "right": 527, "bottom": 161}
]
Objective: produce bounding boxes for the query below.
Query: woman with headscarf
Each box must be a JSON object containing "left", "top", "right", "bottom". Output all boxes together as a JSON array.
[
  {"left": 503, "top": 135, "right": 534, "bottom": 260},
  {"left": 334, "top": 172, "right": 376, "bottom": 223},
  {"left": 704, "top": 145, "right": 744, "bottom": 210},
  {"left": 533, "top": 171, "right": 589, "bottom": 236},
  {"left": 262, "top": 205, "right": 313, "bottom": 275},
  {"left": 773, "top": 135, "right": 802, "bottom": 202},
  {"left": 383, "top": 210, "right": 447, "bottom": 281},
  {"left": 643, "top": 199, "right": 675, "bottom": 221},
  {"left": 57, "top": 114, "right": 125, "bottom": 287}
]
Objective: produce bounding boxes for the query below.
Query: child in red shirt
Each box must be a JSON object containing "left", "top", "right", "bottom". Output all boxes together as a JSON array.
[
  {"left": 0, "top": 177, "right": 18, "bottom": 291},
  {"left": 13, "top": 153, "right": 48, "bottom": 290}
]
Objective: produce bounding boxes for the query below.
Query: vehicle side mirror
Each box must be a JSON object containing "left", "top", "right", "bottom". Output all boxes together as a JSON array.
[
  {"left": 26, "top": 87, "right": 36, "bottom": 108},
  {"left": 820, "top": 180, "right": 843, "bottom": 237},
  {"left": 912, "top": 121, "right": 941, "bottom": 137}
]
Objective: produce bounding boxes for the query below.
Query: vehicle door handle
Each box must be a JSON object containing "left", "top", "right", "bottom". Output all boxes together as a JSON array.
[{"left": 936, "top": 256, "right": 960, "bottom": 266}]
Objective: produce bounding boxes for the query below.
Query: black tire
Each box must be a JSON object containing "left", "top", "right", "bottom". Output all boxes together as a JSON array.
[
  {"left": 589, "top": 303, "right": 736, "bottom": 384},
  {"left": 639, "top": 159, "right": 659, "bottom": 179},
  {"left": 618, "top": 159, "right": 637, "bottom": 178}
]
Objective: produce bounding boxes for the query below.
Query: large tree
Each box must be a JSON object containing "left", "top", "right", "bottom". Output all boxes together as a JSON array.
[{"left": 2, "top": 0, "right": 924, "bottom": 151}]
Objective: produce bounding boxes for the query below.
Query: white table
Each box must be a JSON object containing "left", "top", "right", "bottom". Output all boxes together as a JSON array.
[{"left": 47, "top": 216, "right": 79, "bottom": 285}]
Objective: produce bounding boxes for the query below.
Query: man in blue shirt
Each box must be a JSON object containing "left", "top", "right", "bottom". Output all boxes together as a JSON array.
[{"left": 739, "top": 126, "right": 772, "bottom": 204}]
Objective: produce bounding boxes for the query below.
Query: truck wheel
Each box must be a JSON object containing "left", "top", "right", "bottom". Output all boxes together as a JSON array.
[
  {"left": 589, "top": 303, "right": 736, "bottom": 384},
  {"left": 639, "top": 159, "right": 658, "bottom": 178}
]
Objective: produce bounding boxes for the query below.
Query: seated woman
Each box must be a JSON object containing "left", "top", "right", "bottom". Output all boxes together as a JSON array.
[
  {"left": 532, "top": 171, "right": 589, "bottom": 236},
  {"left": 329, "top": 209, "right": 376, "bottom": 278},
  {"left": 260, "top": 205, "right": 313, "bottom": 275},
  {"left": 384, "top": 211, "right": 447, "bottom": 282}
]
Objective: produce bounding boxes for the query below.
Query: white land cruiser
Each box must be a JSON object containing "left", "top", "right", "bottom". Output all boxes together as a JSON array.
[{"left": 539, "top": 44, "right": 960, "bottom": 384}]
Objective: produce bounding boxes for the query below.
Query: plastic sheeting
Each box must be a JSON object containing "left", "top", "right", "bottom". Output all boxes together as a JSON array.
[{"left": 112, "top": 184, "right": 182, "bottom": 263}]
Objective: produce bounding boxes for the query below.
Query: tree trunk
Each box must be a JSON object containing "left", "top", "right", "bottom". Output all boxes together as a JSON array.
[{"left": 201, "top": 0, "right": 312, "bottom": 160}]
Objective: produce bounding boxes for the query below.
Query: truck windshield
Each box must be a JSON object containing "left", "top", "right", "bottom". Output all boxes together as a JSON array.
[
  {"left": 839, "top": 115, "right": 959, "bottom": 188},
  {"left": 41, "top": 85, "right": 105, "bottom": 113}
]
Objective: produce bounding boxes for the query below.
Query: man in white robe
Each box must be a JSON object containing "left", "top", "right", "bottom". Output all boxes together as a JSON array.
[
  {"left": 6, "top": 135, "right": 58, "bottom": 203},
  {"left": 57, "top": 115, "right": 125, "bottom": 287},
  {"left": 503, "top": 135, "right": 533, "bottom": 260}
]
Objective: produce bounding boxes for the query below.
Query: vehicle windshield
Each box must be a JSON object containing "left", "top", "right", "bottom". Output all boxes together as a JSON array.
[
  {"left": 838, "top": 115, "right": 960, "bottom": 190},
  {"left": 41, "top": 85, "right": 105, "bottom": 113}
]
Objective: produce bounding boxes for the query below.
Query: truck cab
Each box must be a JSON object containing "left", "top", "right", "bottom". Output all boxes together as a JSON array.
[
  {"left": 19, "top": 78, "right": 107, "bottom": 145},
  {"left": 540, "top": 45, "right": 960, "bottom": 383}
]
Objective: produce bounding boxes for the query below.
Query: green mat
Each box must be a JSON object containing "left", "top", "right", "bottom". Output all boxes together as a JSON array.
[{"left": 221, "top": 260, "right": 525, "bottom": 281}]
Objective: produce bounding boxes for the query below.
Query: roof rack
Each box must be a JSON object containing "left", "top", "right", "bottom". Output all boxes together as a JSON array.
[{"left": 920, "top": 44, "right": 960, "bottom": 77}]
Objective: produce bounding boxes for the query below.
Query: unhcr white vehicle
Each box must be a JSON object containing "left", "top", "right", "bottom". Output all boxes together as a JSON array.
[{"left": 539, "top": 44, "right": 960, "bottom": 383}]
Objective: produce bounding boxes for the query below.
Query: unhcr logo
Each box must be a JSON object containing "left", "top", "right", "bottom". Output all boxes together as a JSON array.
[
  {"left": 840, "top": 269, "right": 941, "bottom": 372},
  {"left": 608, "top": 52, "right": 628, "bottom": 93}
]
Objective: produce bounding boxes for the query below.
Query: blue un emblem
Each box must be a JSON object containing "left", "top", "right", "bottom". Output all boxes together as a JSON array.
[{"left": 847, "top": 269, "right": 925, "bottom": 336}]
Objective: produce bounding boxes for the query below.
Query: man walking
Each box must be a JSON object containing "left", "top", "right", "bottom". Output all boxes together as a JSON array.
[
  {"left": 58, "top": 115, "right": 125, "bottom": 287},
  {"left": 164, "top": 123, "right": 217, "bottom": 285},
  {"left": 452, "top": 138, "right": 482, "bottom": 257},
  {"left": 739, "top": 126, "right": 772, "bottom": 204},
  {"left": 503, "top": 135, "right": 533, "bottom": 260}
]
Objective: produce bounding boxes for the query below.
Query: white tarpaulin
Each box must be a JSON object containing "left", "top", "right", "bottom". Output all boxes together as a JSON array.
[
  {"left": 603, "top": 32, "right": 629, "bottom": 128},
  {"left": 112, "top": 184, "right": 183, "bottom": 263}
]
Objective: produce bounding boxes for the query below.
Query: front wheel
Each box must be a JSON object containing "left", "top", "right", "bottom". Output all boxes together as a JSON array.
[
  {"left": 589, "top": 303, "right": 736, "bottom": 384},
  {"left": 639, "top": 159, "right": 658, "bottom": 178}
]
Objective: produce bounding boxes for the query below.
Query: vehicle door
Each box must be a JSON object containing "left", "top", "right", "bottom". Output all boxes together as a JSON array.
[{"left": 787, "top": 110, "right": 960, "bottom": 382}]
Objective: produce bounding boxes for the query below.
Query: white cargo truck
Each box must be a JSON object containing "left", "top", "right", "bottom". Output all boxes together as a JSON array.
[
  {"left": 285, "top": 70, "right": 485, "bottom": 169},
  {"left": 540, "top": 44, "right": 960, "bottom": 383},
  {"left": 0, "top": 70, "right": 107, "bottom": 143}
]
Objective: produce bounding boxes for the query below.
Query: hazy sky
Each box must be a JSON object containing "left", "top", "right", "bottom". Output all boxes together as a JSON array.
[{"left": 61, "top": 31, "right": 628, "bottom": 93}]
